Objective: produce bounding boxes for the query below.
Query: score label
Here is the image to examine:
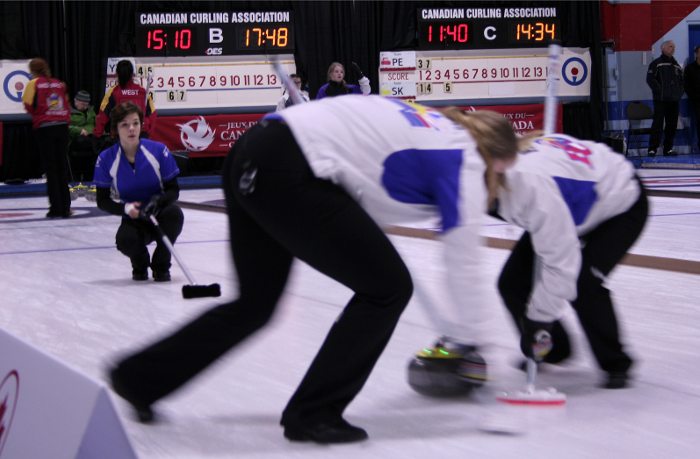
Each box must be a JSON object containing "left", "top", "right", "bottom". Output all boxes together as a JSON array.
[
  {"left": 135, "top": 11, "right": 294, "bottom": 56},
  {"left": 166, "top": 89, "right": 187, "bottom": 102}
]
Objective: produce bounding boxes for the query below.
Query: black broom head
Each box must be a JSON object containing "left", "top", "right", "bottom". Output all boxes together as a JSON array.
[{"left": 182, "top": 283, "right": 221, "bottom": 299}]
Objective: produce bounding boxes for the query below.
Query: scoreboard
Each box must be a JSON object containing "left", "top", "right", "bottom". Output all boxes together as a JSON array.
[
  {"left": 417, "top": 6, "right": 560, "bottom": 50},
  {"left": 135, "top": 11, "right": 294, "bottom": 56},
  {"left": 376, "top": 5, "right": 589, "bottom": 106}
]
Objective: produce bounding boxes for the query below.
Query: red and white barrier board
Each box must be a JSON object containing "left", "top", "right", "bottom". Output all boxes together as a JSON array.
[
  {"left": 460, "top": 102, "right": 562, "bottom": 134},
  {"left": 148, "top": 104, "right": 557, "bottom": 158},
  {"left": 0, "top": 328, "right": 136, "bottom": 459},
  {"left": 150, "top": 112, "right": 264, "bottom": 156}
]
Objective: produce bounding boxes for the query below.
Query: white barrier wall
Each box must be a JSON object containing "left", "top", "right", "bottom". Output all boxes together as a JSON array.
[{"left": 0, "top": 328, "right": 136, "bottom": 459}]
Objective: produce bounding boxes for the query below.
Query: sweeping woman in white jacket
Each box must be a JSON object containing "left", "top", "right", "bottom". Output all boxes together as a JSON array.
[
  {"left": 495, "top": 134, "right": 649, "bottom": 390},
  {"left": 108, "top": 95, "right": 518, "bottom": 444}
]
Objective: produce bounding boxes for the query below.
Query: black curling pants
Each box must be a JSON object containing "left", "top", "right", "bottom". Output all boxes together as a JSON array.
[
  {"left": 115, "top": 204, "right": 184, "bottom": 273},
  {"left": 649, "top": 100, "right": 679, "bottom": 153},
  {"left": 112, "top": 120, "right": 413, "bottom": 428},
  {"left": 498, "top": 182, "right": 648, "bottom": 373},
  {"left": 36, "top": 124, "right": 71, "bottom": 215}
]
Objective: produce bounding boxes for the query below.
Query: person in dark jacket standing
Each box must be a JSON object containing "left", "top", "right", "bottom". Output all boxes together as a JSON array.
[
  {"left": 22, "top": 57, "right": 72, "bottom": 218},
  {"left": 684, "top": 45, "right": 700, "bottom": 151},
  {"left": 646, "top": 40, "right": 684, "bottom": 156}
]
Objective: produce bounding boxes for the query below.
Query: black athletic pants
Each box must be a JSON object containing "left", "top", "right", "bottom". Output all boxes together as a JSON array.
[
  {"left": 68, "top": 135, "right": 97, "bottom": 181},
  {"left": 115, "top": 204, "right": 184, "bottom": 273},
  {"left": 498, "top": 181, "right": 648, "bottom": 374},
  {"left": 113, "top": 120, "right": 413, "bottom": 428},
  {"left": 649, "top": 100, "right": 679, "bottom": 153},
  {"left": 690, "top": 98, "right": 700, "bottom": 150},
  {"left": 36, "top": 124, "right": 71, "bottom": 216}
]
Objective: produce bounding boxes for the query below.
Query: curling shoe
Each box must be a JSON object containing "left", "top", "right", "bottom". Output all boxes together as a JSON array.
[
  {"left": 283, "top": 418, "right": 368, "bottom": 444},
  {"left": 108, "top": 367, "right": 156, "bottom": 423},
  {"left": 153, "top": 270, "right": 171, "bottom": 282},
  {"left": 132, "top": 269, "right": 148, "bottom": 281},
  {"left": 602, "top": 371, "right": 630, "bottom": 389}
]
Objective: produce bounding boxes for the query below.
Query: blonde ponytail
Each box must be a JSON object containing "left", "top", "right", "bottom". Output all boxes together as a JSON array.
[{"left": 441, "top": 108, "right": 518, "bottom": 206}]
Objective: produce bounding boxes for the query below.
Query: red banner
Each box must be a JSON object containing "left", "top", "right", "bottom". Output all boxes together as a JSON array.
[
  {"left": 459, "top": 103, "right": 562, "bottom": 135},
  {"left": 150, "top": 113, "right": 264, "bottom": 157},
  {"left": 149, "top": 103, "right": 560, "bottom": 158}
]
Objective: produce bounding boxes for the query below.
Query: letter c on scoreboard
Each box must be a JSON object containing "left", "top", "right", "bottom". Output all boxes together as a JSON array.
[{"left": 484, "top": 26, "right": 496, "bottom": 41}]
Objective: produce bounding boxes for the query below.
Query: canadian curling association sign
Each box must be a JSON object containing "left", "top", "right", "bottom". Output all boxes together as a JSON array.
[{"left": 0, "top": 370, "right": 19, "bottom": 458}]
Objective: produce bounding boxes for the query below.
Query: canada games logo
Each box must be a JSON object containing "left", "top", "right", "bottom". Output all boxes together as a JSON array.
[
  {"left": 0, "top": 370, "right": 19, "bottom": 457},
  {"left": 47, "top": 92, "right": 65, "bottom": 111},
  {"left": 2, "top": 70, "right": 31, "bottom": 103},
  {"left": 177, "top": 117, "right": 216, "bottom": 151}
]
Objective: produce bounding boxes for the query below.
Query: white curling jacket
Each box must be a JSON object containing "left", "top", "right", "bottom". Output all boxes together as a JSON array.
[
  {"left": 497, "top": 134, "right": 641, "bottom": 322},
  {"left": 267, "top": 95, "right": 491, "bottom": 344}
]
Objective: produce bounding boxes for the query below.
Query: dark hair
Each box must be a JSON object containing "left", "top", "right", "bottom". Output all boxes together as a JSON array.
[
  {"left": 695, "top": 45, "right": 700, "bottom": 53},
  {"left": 29, "top": 58, "right": 51, "bottom": 78},
  {"left": 110, "top": 101, "right": 143, "bottom": 138},
  {"left": 116, "top": 60, "right": 134, "bottom": 87}
]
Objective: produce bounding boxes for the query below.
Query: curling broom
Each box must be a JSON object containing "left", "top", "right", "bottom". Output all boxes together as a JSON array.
[
  {"left": 496, "top": 43, "right": 567, "bottom": 407},
  {"left": 148, "top": 214, "right": 221, "bottom": 299},
  {"left": 271, "top": 57, "right": 305, "bottom": 105}
]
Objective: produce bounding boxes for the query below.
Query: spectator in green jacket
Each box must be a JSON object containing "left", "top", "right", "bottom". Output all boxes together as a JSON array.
[{"left": 68, "top": 90, "right": 97, "bottom": 181}]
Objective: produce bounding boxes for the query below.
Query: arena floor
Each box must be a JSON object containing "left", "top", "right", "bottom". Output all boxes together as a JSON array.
[{"left": 0, "top": 169, "right": 698, "bottom": 458}]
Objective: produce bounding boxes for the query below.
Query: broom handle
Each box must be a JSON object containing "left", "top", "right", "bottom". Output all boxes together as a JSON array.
[
  {"left": 272, "top": 58, "right": 304, "bottom": 105},
  {"left": 525, "top": 358, "right": 537, "bottom": 393},
  {"left": 544, "top": 43, "right": 562, "bottom": 135},
  {"left": 149, "top": 215, "right": 197, "bottom": 284}
]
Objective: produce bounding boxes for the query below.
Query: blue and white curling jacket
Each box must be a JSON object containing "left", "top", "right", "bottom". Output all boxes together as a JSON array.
[
  {"left": 498, "top": 134, "right": 641, "bottom": 322},
  {"left": 271, "top": 95, "right": 491, "bottom": 343}
]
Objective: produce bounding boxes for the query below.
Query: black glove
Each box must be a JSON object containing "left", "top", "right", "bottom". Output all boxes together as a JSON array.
[
  {"left": 520, "top": 318, "right": 554, "bottom": 362},
  {"left": 351, "top": 61, "right": 365, "bottom": 79},
  {"left": 140, "top": 194, "right": 165, "bottom": 220}
]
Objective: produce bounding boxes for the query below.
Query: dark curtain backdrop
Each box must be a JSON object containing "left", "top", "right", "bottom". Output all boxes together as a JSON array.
[{"left": 0, "top": 0, "right": 602, "bottom": 181}]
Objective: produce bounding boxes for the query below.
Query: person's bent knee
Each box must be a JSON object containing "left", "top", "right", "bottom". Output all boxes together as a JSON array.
[
  {"left": 368, "top": 270, "right": 413, "bottom": 312},
  {"left": 116, "top": 233, "right": 146, "bottom": 257},
  {"left": 158, "top": 204, "right": 184, "bottom": 239}
]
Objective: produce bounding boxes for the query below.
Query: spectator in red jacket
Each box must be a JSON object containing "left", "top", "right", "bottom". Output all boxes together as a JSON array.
[{"left": 22, "top": 57, "right": 72, "bottom": 218}]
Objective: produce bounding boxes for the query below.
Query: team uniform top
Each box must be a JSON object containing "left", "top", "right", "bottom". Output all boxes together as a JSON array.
[
  {"left": 93, "top": 138, "right": 179, "bottom": 204},
  {"left": 497, "top": 135, "right": 641, "bottom": 322},
  {"left": 22, "top": 76, "right": 71, "bottom": 129},
  {"left": 268, "top": 95, "right": 491, "bottom": 343},
  {"left": 94, "top": 80, "right": 157, "bottom": 137}
]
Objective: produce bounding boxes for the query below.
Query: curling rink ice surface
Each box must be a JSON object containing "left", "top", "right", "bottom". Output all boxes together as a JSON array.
[{"left": 1, "top": 168, "right": 699, "bottom": 458}]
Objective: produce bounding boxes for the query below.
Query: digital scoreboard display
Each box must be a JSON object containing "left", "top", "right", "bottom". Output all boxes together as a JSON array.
[
  {"left": 135, "top": 11, "right": 294, "bottom": 56},
  {"left": 417, "top": 6, "right": 560, "bottom": 50}
]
